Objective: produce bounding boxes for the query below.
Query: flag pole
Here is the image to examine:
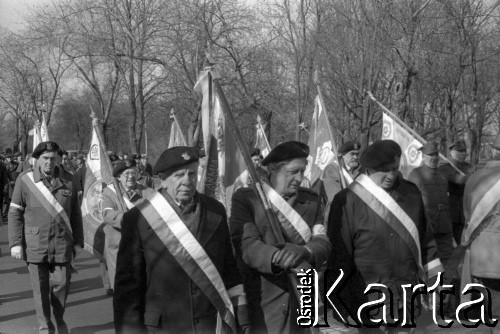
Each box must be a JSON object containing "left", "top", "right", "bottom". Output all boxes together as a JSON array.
[
  {"left": 89, "top": 108, "right": 128, "bottom": 212},
  {"left": 367, "top": 91, "right": 465, "bottom": 176}
]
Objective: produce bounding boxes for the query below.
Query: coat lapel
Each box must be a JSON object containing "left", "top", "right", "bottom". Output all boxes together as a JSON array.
[{"left": 197, "top": 196, "right": 222, "bottom": 247}]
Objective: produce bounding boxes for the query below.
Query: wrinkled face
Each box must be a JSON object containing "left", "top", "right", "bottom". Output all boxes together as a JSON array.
[
  {"left": 38, "top": 151, "right": 58, "bottom": 175},
  {"left": 77, "top": 158, "right": 84, "bottom": 167},
  {"left": 367, "top": 158, "right": 400, "bottom": 190},
  {"left": 163, "top": 161, "right": 199, "bottom": 204},
  {"left": 251, "top": 155, "right": 262, "bottom": 167},
  {"left": 451, "top": 149, "right": 467, "bottom": 162},
  {"left": 423, "top": 153, "right": 439, "bottom": 168},
  {"left": 119, "top": 167, "right": 138, "bottom": 190},
  {"left": 270, "top": 158, "right": 307, "bottom": 197},
  {"left": 343, "top": 150, "right": 360, "bottom": 169}
]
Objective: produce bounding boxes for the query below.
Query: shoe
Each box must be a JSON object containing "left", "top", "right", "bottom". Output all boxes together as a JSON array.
[{"left": 106, "top": 289, "right": 114, "bottom": 296}]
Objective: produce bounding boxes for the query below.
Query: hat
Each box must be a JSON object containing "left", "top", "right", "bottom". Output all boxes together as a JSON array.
[
  {"left": 449, "top": 139, "right": 467, "bottom": 151},
  {"left": 250, "top": 148, "right": 262, "bottom": 158},
  {"left": 153, "top": 146, "right": 200, "bottom": 175},
  {"left": 261, "top": 141, "right": 309, "bottom": 166},
  {"left": 492, "top": 133, "right": 500, "bottom": 150},
  {"left": 32, "top": 141, "right": 62, "bottom": 159},
  {"left": 113, "top": 158, "right": 137, "bottom": 177},
  {"left": 419, "top": 142, "right": 439, "bottom": 155},
  {"left": 338, "top": 141, "right": 361, "bottom": 155},
  {"left": 360, "top": 140, "right": 402, "bottom": 170}
]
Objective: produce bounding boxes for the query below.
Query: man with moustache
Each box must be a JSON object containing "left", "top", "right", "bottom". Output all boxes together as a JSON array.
[
  {"left": 408, "top": 142, "right": 466, "bottom": 268},
  {"left": 439, "top": 139, "right": 474, "bottom": 244},
  {"left": 8, "top": 141, "right": 83, "bottom": 334},
  {"left": 230, "top": 141, "right": 331, "bottom": 333},
  {"left": 101, "top": 158, "right": 154, "bottom": 295},
  {"left": 114, "top": 146, "right": 248, "bottom": 333},
  {"left": 328, "top": 140, "right": 442, "bottom": 330}
]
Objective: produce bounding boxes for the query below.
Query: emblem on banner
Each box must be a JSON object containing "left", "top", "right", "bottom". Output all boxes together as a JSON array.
[
  {"left": 407, "top": 143, "right": 421, "bottom": 164},
  {"left": 90, "top": 144, "right": 99, "bottom": 160},
  {"left": 382, "top": 120, "right": 392, "bottom": 139}
]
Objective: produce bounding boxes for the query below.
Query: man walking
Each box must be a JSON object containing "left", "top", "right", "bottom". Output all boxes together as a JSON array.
[{"left": 8, "top": 141, "right": 83, "bottom": 334}]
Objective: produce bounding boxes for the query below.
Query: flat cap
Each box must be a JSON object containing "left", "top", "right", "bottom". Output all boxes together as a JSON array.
[
  {"left": 449, "top": 139, "right": 467, "bottom": 151},
  {"left": 113, "top": 158, "right": 137, "bottom": 177},
  {"left": 338, "top": 141, "right": 361, "bottom": 155},
  {"left": 153, "top": 146, "right": 199, "bottom": 175},
  {"left": 250, "top": 148, "right": 262, "bottom": 158},
  {"left": 360, "top": 140, "right": 402, "bottom": 170},
  {"left": 419, "top": 142, "right": 439, "bottom": 155},
  {"left": 261, "top": 141, "right": 309, "bottom": 166},
  {"left": 32, "top": 141, "right": 62, "bottom": 159}
]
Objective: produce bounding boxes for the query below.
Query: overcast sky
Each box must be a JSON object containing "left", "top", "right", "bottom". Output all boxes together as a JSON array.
[{"left": 0, "top": 0, "right": 48, "bottom": 29}]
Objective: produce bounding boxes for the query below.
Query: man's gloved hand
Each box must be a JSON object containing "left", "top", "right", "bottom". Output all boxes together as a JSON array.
[
  {"left": 11, "top": 245, "right": 22, "bottom": 260},
  {"left": 273, "top": 243, "right": 311, "bottom": 270}
]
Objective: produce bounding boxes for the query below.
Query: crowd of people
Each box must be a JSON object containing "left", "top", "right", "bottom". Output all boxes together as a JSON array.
[{"left": 3, "top": 134, "right": 500, "bottom": 334}]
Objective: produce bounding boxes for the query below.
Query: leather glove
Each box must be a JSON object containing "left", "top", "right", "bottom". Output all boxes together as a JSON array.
[
  {"left": 11, "top": 245, "right": 22, "bottom": 260},
  {"left": 273, "top": 243, "right": 311, "bottom": 270}
]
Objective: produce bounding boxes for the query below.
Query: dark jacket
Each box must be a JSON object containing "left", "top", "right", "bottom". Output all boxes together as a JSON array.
[
  {"left": 114, "top": 190, "right": 241, "bottom": 333},
  {"left": 230, "top": 186, "right": 331, "bottom": 334},
  {"left": 327, "top": 176, "right": 440, "bottom": 319},
  {"left": 8, "top": 166, "right": 84, "bottom": 263}
]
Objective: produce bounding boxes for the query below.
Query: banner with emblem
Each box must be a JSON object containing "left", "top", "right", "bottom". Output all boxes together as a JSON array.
[
  {"left": 81, "top": 126, "right": 111, "bottom": 261},
  {"left": 194, "top": 69, "right": 248, "bottom": 214},
  {"left": 255, "top": 115, "right": 271, "bottom": 158},
  {"left": 382, "top": 112, "right": 422, "bottom": 178},
  {"left": 168, "top": 109, "right": 187, "bottom": 148},
  {"left": 40, "top": 112, "right": 50, "bottom": 141},
  {"left": 304, "top": 94, "right": 337, "bottom": 186}
]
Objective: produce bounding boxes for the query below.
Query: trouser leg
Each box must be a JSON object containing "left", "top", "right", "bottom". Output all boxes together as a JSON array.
[
  {"left": 100, "top": 261, "right": 110, "bottom": 290},
  {"left": 49, "top": 263, "right": 70, "bottom": 334},
  {"left": 28, "top": 263, "right": 55, "bottom": 334}
]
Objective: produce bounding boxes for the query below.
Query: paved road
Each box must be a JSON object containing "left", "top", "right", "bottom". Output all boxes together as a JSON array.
[{"left": 0, "top": 223, "right": 114, "bottom": 334}]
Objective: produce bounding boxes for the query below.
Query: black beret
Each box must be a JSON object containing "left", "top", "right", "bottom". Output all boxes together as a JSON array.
[
  {"left": 360, "top": 140, "right": 402, "bottom": 170},
  {"left": 338, "top": 141, "right": 361, "bottom": 155},
  {"left": 261, "top": 141, "right": 309, "bottom": 166},
  {"left": 449, "top": 139, "right": 467, "bottom": 151},
  {"left": 113, "top": 158, "right": 137, "bottom": 177},
  {"left": 250, "top": 148, "right": 261, "bottom": 158},
  {"left": 419, "top": 142, "right": 439, "bottom": 155},
  {"left": 32, "top": 141, "right": 62, "bottom": 159},
  {"left": 153, "top": 146, "right": 199, "bottom": 175}
]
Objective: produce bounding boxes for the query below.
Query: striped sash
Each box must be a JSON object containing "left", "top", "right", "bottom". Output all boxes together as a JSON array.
[
  {"left": 341, "top": 167, "right": 354, "bottom": 185},
  {"left": 137, "top": 191, "right": 235, "bottom": 333},
  {"left": 22, "top": 172, "right": 73, "bottom": 243},
  {"left": 262, "top": 183, "right": 312, "bottom": 244},
  {"left": 107, "top": 184, "right": 134, "bottom": 209},
  {"left": 351, "top": 174, "right": 425, "bottom": 281}
]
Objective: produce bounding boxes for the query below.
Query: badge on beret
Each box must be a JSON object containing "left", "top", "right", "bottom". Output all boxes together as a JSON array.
[
  {"left": 46, "top": 142, "right": 52, "bottom": 150},
  {"left": 354, "top": 143, "right": 360, "bottom": 150},
  {"left": 182, "top": 152, "right": 191, "bottom": 160}
]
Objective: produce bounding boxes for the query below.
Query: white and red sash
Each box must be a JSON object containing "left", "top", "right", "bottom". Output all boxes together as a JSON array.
[
  {"left": 262, "top": 182, "right": 313, "bottom": 244},
  {"left": 341, "top": 167, "right": 354, "bottom": 185},
  {"left": 137, "top": 191, "right": 236, "bottom": 333},
  {"left": 107, "top": 184, "right": 134, "bottom": 209},
  {"left": 351, "top": 174, "right": 425, "bottom": 281},
  {"left": 22, "top": 172, "right": 73, "bottom": 243}
]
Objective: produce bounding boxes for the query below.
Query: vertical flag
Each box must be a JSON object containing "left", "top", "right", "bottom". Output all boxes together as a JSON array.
[
  {"left": 40, "top": 112, "right": 50, "bottom": 141},
  {"left": 28, "top": 121, "right": 42, "bottom": 165},
  {"left": 304, "top": 95, "right": 337, "bottom": 186},
  {"left": 81, "top": 126, "right": 112, "bottom": 261},
  {"left": 255, "top": 115, "right": 271, "bottom": 158},
  {"left": 381, "top": 112, "right": 422, "bottom": 178},
  {"left": 168, "top": 109, "right": 187, "bottom": 148},
  {"left": 194, "top": 70, "right": 247, "bottom": 213}
]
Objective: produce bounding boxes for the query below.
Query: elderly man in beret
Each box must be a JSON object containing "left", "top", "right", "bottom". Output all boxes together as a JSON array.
[
  {"left": 438, "top": 139, "right": 474, "bottom": 244},
  {"left": 328, "top": 140, "right": 442, "bottom": 330},
  {"left": 114, "top": 146, "right": 248, "bottom": 333},
  {"left": 230, "top": 141, "right": 331, "bottom": 333},
  {"left": 101, "top": 158, "right": 154, "bottom": 295},
  {"left": 8, "top": 141, "right": 83, "bottom": 334},
  {"left": 408, "top": 142, "right": 467, "bottom": 270}
]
